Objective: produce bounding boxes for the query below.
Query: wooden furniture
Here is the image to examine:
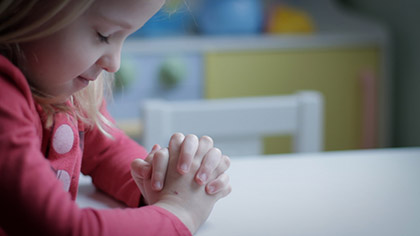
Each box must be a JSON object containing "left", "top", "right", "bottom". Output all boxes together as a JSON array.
[
  {"left": 141, "top": 91, "right": 324, "bottom": 156},
  {"left": 112, "top": 0, "right": 390, "bottom": 153}
]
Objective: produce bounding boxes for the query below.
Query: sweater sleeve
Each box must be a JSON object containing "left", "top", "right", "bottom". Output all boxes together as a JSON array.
[
  {"left": 0, "top": 57, "right": 191, "bottom": 236},
  {"left": 81, "top": 101, "right": 148, "bottom": 207}
]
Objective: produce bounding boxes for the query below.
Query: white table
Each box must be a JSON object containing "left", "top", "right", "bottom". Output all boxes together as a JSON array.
[{"left": 77, "top": 148, "right": 420, "bottom": 236}]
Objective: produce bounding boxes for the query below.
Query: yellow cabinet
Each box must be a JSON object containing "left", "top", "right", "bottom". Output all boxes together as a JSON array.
[
  {"left": 204, "top": 45, "right": 382, "bottom": 153},
  {"left": 120, "top": 33, "right": 390, "bottom": 152}
]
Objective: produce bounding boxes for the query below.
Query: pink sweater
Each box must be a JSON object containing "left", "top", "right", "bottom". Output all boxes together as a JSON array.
[{"left": 0, "top": 55, "right": 191, "bottom": 236}]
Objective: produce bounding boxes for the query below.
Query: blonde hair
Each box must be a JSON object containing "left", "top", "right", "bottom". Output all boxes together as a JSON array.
[{"left": 0, "top": 0, "right": 115, "bottom": 138}]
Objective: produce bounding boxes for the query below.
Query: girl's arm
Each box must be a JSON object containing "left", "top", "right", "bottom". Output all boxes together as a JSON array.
[
  {"left": 82, "top": 102, "right": 231, "bottom": 206},
  {"left": 81, "top": 101, "right": 148, "bottom": 207},
  {"left": 0, "top": 62, "right": 190, "bottom": 235}
]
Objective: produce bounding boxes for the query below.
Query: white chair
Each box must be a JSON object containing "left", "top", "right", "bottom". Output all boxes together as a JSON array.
[{"left": 141, "top": 91, "right": 324, "bottom": 157}]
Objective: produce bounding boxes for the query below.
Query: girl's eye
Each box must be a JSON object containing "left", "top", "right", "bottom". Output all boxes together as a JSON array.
[{"left": 97, "top": 32, "right": 109, "bottom": 44}]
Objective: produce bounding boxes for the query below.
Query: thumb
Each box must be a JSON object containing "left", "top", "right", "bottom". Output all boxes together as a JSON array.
[{"left": 131, "top": 158, "right": 152, "bottom": 179}]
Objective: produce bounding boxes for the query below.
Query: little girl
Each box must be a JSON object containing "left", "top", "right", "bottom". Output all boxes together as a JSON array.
[{"left": 0, "top": 0, "right": 231, "bottom": 235}]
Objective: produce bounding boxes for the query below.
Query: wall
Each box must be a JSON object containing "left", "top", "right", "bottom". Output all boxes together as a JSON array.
[{"left": 338, "top": 0, "right": 420, "bottom": 146}]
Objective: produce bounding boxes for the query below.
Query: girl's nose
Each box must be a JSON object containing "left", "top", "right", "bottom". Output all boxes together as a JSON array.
[{"left": 98, "top": 47, "right": 121, "bottom": 73}]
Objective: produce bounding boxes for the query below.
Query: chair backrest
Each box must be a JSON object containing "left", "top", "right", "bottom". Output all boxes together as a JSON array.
[{"left": 141, "top": 91, "right": 324, "bottom": 157}]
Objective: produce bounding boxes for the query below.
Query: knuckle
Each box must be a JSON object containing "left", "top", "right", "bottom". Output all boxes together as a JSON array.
[
  {"left": 226, "top": 185, "right": 233, "bottom": 195},
  {"left": 200, "top": 135, "right": 214, "bottom": 145},
  {"left": 154, "top": 150, "right": 169, "bottom": 166},
  {"left": 186, "top": 134, "right": 199, "bottom": 143},
  {"left": 191, "top": 159, "right": 201, "bottom": 171},
  {"left": 171, "top": 133, "right": 185, "bottom": 144},
  {"left": 223, "top": 155, "right": 231, "bottom": 168},
  {"left": 210, "top": 147, "right": 222, "bottom": 156},
  {"left": 172, "top": 132, "right": 184, "bottom": 138},
  {"left": 155, "top": 149, "right": 166, "bottom": 159},
  {"left": 201, "top": 162, "right": 212, "bottom": 171}
]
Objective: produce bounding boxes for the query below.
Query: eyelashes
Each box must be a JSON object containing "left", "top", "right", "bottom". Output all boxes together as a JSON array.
[{"left": 97, "top": 32, "right": 110, "bottom": 44}]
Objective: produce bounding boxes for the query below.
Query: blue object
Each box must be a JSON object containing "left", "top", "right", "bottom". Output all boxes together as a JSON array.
[
  {"left": 195, "top": 0, "right": 264, "bottom": 35},
  {"left": 131, "top": 6, "right": 192, "bottom": 37}
]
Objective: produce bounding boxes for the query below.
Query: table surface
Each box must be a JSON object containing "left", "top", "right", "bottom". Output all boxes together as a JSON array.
[{"left": 77, "top": 147, "right": 420, "bottom": 236}]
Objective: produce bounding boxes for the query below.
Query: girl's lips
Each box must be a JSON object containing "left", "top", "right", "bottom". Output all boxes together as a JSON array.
[
  {"left": 77, "top": 74, "right": 99, "bottom": 87},
  {"left": 77, "top": 76, "right": 90, "bottom": 86},
  {"left": 79, "top": 75, "right": 95, "bottom": 81}
]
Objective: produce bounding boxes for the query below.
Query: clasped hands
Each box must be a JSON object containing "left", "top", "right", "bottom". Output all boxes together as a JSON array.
[{"left": 130, "top": 133, "right": 232, "bottom": 234}]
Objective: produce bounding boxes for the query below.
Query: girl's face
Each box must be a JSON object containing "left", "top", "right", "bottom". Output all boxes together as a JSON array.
[{"left": 20, "top": 0, "right": 164, "bottom": 101}]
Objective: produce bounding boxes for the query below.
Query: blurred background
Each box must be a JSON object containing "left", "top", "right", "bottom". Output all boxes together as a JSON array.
[{"left": 107, "top": 0, "right": 420, "bottom": 154}]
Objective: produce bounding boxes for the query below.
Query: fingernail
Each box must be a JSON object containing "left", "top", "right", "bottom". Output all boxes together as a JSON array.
[
  {"left": 154, "top": 181, "right": 161, "bottom": 190},
  {"left": 180, "top": 164, "right": 188, "bottom": 173},
  {"left": 207, "top": 185, "right": 215, "bottom": 194},
  {"left": 199, "top": 173, "right": 207, "bottom": 183}
]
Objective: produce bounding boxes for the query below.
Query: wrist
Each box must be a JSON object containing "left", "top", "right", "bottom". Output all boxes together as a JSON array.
[{"left": 153, "top": 200, "right": 197, "bottom": 234}]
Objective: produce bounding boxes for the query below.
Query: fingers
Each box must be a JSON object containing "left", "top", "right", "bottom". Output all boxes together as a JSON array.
[
  {"left": 151, "top": 148, "right": 169, "bottom": 191},
  {"left": 132, "top": 144, "right": 160, "bottom": 182},
  {"left": 177, "top": 134, "right": 199, "bottom": 174},
  {"left": 147, "top": 133, "right": 232, "bottom": 197},
  {"left": 145, "top": 144, "right": 161, "bottom": 163},
  {"left": 195, "top": 136, "right": 214, "bottom": 160},
  {"left": 202, "top": 154, "right": 231, "bottom": 195},
  {"left": 173, "top": 134, "right": 231, "bottom": 190},
  {"left": 212, "top": 155, "right": 231, "bottom": 179},
  {"left": 130, "top": 159, "right": 150, "bottom": 195},
  {"left": 195, "top": 147, "right": 222, "bottom": 185},
  {"left": 168, "top": 133, "right": 185, "bottom": 166},
  {"left": 206, "top": 173, "right": 232, "bottom": 198},
  {"left": 131, "top": 158, "right": 152, "bottom": 180}
]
